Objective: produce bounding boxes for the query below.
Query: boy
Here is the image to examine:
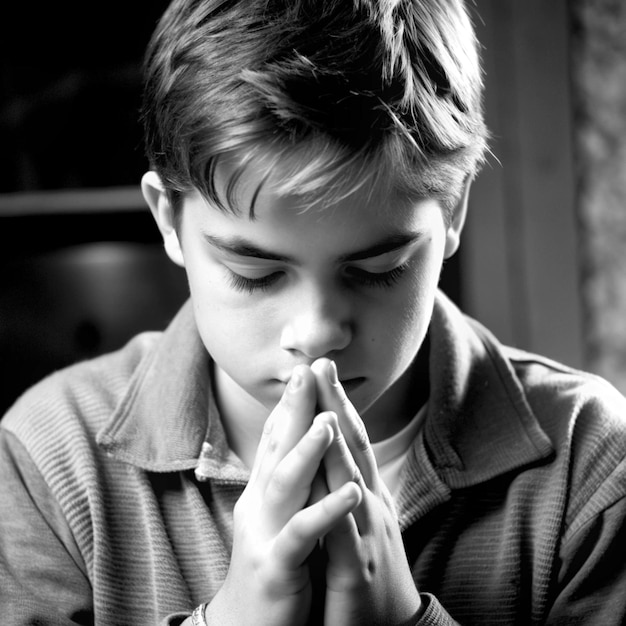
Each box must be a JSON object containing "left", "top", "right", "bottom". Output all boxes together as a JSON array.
[{"left": 2, "top": 0, "right": 626, "bottom": 624}]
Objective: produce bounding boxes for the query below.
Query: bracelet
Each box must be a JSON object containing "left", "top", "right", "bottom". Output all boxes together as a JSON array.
[{"left": 191, "top": 603, "right": 208, "bottom": 626}]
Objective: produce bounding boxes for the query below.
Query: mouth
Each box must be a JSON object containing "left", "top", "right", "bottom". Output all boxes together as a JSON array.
[
  {"left": 274, "top": 376, "right": 366, "bottom": 394},
  {"left": 340, "top": 377, "right": 366, "bottom": 394}
]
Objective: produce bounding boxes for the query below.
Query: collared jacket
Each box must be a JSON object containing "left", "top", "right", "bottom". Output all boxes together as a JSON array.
[{"left": 1, "top": 292, "right": 626, "bottom": 625}]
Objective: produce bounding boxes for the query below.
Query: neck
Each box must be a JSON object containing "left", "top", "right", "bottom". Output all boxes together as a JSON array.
[
  {"left": 362, "top": 336, "right": 430, "bottom": 443},
  {"left": 211, "top": 365, "right": 269, "bottom": 469}
]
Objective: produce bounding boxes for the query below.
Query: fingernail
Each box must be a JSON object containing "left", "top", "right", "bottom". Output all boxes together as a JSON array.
[
  {"left": 340, "top": 482, "right": 362, "bottom": 506},
  {"left": 310, "top": 417, "right": 326, "bottom": 438},
  {"left": 289, "top": 369, "right": 303, "bottom": 391},
  {"left": 327, "top": 360, "right": 339, "bottom": 386}
]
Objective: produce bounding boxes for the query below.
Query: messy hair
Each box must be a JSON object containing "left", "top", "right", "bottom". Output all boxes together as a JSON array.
[{"left": 141, "top": 0, "right": 488, "bottom": 219}]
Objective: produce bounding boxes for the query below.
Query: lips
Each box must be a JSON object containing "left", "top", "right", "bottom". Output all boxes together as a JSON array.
[
  {"left": 340, "top": 377, "right": 366, "bottom": 394},
  {"left": 275, "top": 375, "right": 366, "bottom": 394}
]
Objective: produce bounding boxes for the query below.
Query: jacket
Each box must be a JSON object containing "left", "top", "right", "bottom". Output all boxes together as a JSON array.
[{"left": 1, "top": 291, "right": 626, "bottom": 625}]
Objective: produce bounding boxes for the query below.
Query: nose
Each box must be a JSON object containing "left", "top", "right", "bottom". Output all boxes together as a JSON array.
[{"left": 279, "top": 281, "right": 352, "bottom": 360}]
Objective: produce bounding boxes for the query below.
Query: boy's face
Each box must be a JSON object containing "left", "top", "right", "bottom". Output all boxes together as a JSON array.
[{"left": 145, "top": 160, "right": 465, "bottom": 441}]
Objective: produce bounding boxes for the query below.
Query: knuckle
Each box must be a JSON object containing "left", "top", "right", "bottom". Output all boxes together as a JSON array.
[
  {"left": 265, "top": 435, "right": 279, "bottom": 456},
  {"left": 351, "top": 465, "right": 363, "bottom": 485},
  {"left": 352, "top": 421, "right": 371, "bottom": 454}
]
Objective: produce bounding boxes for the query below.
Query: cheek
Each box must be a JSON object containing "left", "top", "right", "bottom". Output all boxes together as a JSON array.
[
  {"left": 189, "top": 277, "right": 281, "bottom": 361},
  {"left": 375, "top": 270, "right": 438, "bottom": 352}
]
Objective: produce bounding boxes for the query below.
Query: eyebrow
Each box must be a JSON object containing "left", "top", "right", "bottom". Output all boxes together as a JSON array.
[{"left": 202, "top": 232, "right": 423, "bottom": 263}]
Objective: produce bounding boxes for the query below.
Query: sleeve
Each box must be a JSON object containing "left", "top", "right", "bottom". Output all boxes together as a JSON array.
[
  {"left": 547, "top": 458, "right": 626, "bottom": 624},
  {"left": 415, "top": 593, "right": 461, "bottom": 626},
  {"left": 0, "top": 428, "right": 94, "bottom": 625}
]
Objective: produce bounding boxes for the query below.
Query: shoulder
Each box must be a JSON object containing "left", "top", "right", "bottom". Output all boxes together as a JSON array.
[
  {"left": 458, "top": 305, "right": 626, "bottom": 450},
  {"left": 503, "top": 345, "right": 626, "bottom": 435},
  {"left": 503, "top": 345, "right": 626, "bottom": 528},
  {"left": 1, "top": 330, "right": 162, "bottom": 455},
  {"left": 0, "top": 331, "right": 164, "bottom": 579}
]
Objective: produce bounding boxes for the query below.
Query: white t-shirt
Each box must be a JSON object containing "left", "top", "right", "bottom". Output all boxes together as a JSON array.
[{"left": 371, "top": 404, "right": 427, "bottom": 499}]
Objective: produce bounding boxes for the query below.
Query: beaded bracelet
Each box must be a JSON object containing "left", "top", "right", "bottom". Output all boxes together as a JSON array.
[{"left": 191, "top": 603, "right": 208, "bottom": 626}]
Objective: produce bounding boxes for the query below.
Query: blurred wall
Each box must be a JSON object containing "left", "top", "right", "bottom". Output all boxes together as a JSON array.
[
  {"left": 0, "top": 2, "right": 186, "bottom": 415},
  {"left": 570, "top": 0, "right": 626, "bottom": 393},
  {"left": 464, "top": 0, "right": 626, "bottom": 395},
  {"left": 464, "top": 0, "right": 584, "bottom": 371}
]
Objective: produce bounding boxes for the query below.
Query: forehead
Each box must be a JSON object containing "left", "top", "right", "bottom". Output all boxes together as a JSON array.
[
  {"left": 209, "top": 143, "right": 426, "bottom": 221},
  {"left": 185, "top": 156, "right": 446, "bottom": 260}
]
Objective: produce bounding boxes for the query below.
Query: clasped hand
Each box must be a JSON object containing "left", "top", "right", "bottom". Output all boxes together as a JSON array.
[{"left": 205, "top": 359, "right": 421, "bottom": 626}]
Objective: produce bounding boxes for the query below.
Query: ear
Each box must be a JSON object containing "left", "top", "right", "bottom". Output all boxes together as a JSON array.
[
  {"left": 443, "top": 178, "right": 471, "bottom": 259},
  {"left": 141, "top": 171, "right": 185, "bottom": 267}
]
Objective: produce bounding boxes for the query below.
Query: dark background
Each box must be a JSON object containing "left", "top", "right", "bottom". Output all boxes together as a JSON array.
[{"left": 0, "top": 2, "right": 186, "bottom": 414}]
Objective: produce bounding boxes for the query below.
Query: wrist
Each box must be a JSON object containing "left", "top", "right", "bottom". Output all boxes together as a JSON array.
[{"left": 191, "top": 603, "right": 208, "bottom": 626}]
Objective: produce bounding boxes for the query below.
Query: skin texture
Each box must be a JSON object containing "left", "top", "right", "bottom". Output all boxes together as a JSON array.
[{"left": 142, "top": 156, "right": 468, "bottom": 624}]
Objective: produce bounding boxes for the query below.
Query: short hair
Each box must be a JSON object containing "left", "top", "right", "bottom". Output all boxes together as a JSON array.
[{"left": 141, "top": 0, "right": 489, "bottom": 220}]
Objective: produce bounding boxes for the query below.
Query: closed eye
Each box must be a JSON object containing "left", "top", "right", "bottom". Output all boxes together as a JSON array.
[
  {"left": 226, "top": 261, "right": 411, "bottom": 295},
  {"left": 227, "top": 270, "right": 282, "bottom": 294},
  {"left": 344, "top": 263, "right": 410, "bottom": 288}
]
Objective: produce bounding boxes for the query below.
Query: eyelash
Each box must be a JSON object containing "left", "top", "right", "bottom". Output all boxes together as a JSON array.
[
  {"left": 228, "top": 272, "right": 280, "bottom": 294},
  {"left": 227, "top": 263, "right": 410, "bottom": 295}
]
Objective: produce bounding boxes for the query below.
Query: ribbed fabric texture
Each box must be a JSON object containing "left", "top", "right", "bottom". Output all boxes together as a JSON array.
[
  {"left": 1, "top": 293, "right": 626, "bottom": 625},
  {"left": 0, "top": 327, "right": 240, "bottom": 625}
]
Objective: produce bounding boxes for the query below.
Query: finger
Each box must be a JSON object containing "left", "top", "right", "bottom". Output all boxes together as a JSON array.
[
  {"left": 321, "top": 414, "right": 372, "bottom": 533},
  {"left": 249, "top": 412, "right": 278, "bottom": 484},
  {"left": 274, "top": 482, "right": 362, "bottom": 568},
  {"left": 250, "top": 364, "right": 317, "bottom": 485},
  {"left": 310, "top": 358, "right": 378, "bottom": 487},
  {"left": 320, "top": 412, "right": 363, "bottom": 493},
  {"left": 261, "top": 413, "right": 334, "bottom": 523},
  {"left": 307, "top": 466, "right": 330, "bottom": 508},
  {"left": 323, "top": 511, "right": 362, "bottom": 585}
]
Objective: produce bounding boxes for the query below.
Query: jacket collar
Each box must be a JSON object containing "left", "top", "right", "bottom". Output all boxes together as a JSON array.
[
  {"left": 96, "top": 300, "right": 248, "bottom": 482},
  {"left": 396, "top": 292, "right": 554, "bottom": 528},
  {"left": 425, "top": 293, "right": 553, "bottom": 485},
  {"left": 97, "top": 293, "right": 553, "bottom": 499}
]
